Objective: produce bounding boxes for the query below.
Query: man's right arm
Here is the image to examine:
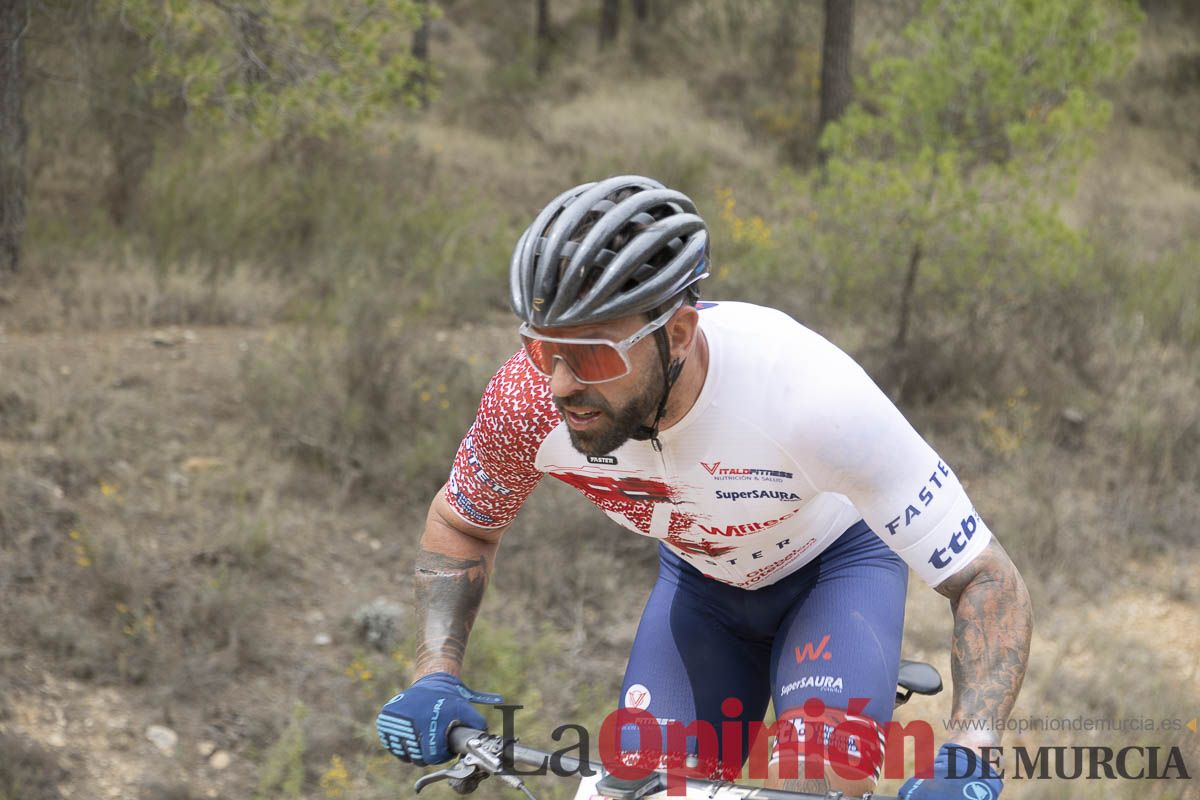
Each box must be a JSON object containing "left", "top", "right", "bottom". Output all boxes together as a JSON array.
[
  {"left": 412, "top": 487, "right": 511, "bottom": 679},
  {"left": 378, "top": 352, "right": 552, "bottom": 764},
  {"left": 375, "top": 486, "right": 514, "bottom": 765}
]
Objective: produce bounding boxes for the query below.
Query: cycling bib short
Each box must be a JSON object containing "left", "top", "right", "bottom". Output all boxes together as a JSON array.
[{"left": 618, "top": 522, "right": 906, "bottom": 779}]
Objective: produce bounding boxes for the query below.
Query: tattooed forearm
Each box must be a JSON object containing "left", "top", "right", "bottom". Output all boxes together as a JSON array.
[
  {"left": 413, "top": 550, "right": 492, "bottom": 677},
  {"left": 935, "top": 539, "right": 1033, "bottom": 746}
]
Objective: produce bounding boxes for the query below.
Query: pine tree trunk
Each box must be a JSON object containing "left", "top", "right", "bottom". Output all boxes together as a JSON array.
[
  {"left": 536, "top": 0, "right": 551, "bottom": 76},
  {"left": 598, "top": 0, "right": 619, "bottom": 50},
  {"left": 630, "top": 0, "right": 649, "bottom": 62},
  {"left": 769, "top": 0, "right": 800, "bottom": 89},
  {"left": 894, "top": 239, "right": 922, "bottom": 352},
  {"left": 410, "top": 0, "right": 431, "bottom": 109},
  {"left": 818, "top": 0, "right": 854, "bottom": 134},
  {"left": 92, "top": 22, "right": 156, "bottom": 228},
  {"left": 1, "top": 0, "right": 29, "bottom": 273}
]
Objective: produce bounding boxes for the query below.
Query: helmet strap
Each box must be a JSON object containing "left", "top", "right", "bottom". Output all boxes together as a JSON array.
[{"left": 632, "top": 327, "right": 684, "bottom": 452}]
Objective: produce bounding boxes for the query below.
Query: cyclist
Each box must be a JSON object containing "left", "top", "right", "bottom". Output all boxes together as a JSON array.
[{"left": 377, "top": 176, "right": 1033, "bottom": 798}]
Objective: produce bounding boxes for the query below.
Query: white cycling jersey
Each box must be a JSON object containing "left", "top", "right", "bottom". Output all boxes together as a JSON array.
[{"left": 444, "top": 301, "right": 991, "bottom": 589}]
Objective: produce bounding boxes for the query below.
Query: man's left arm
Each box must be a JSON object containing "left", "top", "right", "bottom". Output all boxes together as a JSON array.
[
  {"left": 779, "top": 329, "right": 1035, "bottom": 741},
  {"left": 934, "top": 538, "right": 1034, "bottom": 750}
]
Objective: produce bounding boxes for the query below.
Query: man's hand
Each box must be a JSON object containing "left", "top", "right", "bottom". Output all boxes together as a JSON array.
[
  {"left": 899, "top": 744, "right": 1003, "bottom": 799},
  {"left": 376, "top": 672, "right": 504, "bottom": 765}
]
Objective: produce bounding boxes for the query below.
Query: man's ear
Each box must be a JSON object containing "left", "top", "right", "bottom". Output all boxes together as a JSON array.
[{"left": 667, "top": 305, "right": 701, "bottom": 360}]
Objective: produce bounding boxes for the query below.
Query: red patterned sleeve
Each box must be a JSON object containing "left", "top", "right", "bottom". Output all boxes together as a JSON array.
[{"left": 442, "top": 350, "right": 559, "bottom": 529}]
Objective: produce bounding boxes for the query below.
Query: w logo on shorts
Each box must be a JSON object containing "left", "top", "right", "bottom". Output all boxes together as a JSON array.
[{"left": 794, "top": 634, "right": 833, "bottom": 663}]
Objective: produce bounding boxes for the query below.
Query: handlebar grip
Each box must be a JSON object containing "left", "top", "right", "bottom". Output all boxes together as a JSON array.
[{"left": 448, "top": 725, "right": 485, "bottom": 754}]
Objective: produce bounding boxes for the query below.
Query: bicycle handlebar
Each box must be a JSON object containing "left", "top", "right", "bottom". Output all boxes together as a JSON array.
[
  {"left": 444, "top": 726, "right": 900, "bottom": 800},
  {"left": 447, "top": 724, "right": 476, "bottom": 753},
  {"left": 449, "top": 725, "right": 601, "bottom": 774}
]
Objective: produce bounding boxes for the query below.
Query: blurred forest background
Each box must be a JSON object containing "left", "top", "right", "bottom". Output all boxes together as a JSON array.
[{"left": 1, "top": 0, "right": 1198, "bottom": 798}]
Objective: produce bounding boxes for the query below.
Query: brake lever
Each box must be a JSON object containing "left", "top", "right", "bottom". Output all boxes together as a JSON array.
[
  {"left": 414, "top": 759, "right": 486, "bottom": 794},
  {"left": 412, "top": 731, "right": 538, "bottom": 799}
]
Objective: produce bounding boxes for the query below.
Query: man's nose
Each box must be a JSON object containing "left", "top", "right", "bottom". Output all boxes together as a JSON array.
[{"left": 548, "top": 357, "right": 585, "bottom": 397}]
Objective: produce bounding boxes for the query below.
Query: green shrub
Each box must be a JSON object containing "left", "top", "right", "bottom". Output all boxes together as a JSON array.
[
  {"left": 101, "top": 0, "right": 427, "bottom": 138},
  {"left": 256, "top": 703, "right": 310, "bottom": 800}
]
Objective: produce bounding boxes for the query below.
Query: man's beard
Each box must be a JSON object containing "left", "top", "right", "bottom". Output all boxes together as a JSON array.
[{"left": 554, "top": 364, "right": 664, "bottom": 457}]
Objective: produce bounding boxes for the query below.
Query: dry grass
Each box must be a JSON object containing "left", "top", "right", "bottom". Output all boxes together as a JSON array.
[
  {"left": 410, "top": 74, "right": 780, "bottom": 220},
  {"left": 0, "top": 328, "right": 281, "bottom": 687},
  {"left": 239, "top": 306, "right": 492, "bottom": 504},
  {"left": 0, "top": 256, "right": 288, "bottom": 334}
]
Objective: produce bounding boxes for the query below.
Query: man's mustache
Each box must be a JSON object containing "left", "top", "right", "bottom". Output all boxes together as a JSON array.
[{"left": 553, "top": 391, "right": 614, "bottom": 416}]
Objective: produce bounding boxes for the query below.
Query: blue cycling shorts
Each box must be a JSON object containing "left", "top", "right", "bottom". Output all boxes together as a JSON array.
[{"left": 618, "top": 519, "right": 908, "bottom": 776}]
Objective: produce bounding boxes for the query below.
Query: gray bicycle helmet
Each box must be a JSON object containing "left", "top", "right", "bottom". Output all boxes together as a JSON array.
[{"left": 509, "top": 175, "right": 710, "bottom": 327}]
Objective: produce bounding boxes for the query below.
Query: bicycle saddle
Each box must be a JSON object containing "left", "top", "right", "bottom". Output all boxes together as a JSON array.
[{"left": 896, "top": 659, "right": 943, "bottom": 706}]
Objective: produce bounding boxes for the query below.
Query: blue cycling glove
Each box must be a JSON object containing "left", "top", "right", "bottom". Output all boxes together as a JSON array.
[
  {"left": 899, "top": 743, "right": 1004, "bottom": 799},
  {"left": 376, "top": 672, "right": 504, "bottom": 765}
]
